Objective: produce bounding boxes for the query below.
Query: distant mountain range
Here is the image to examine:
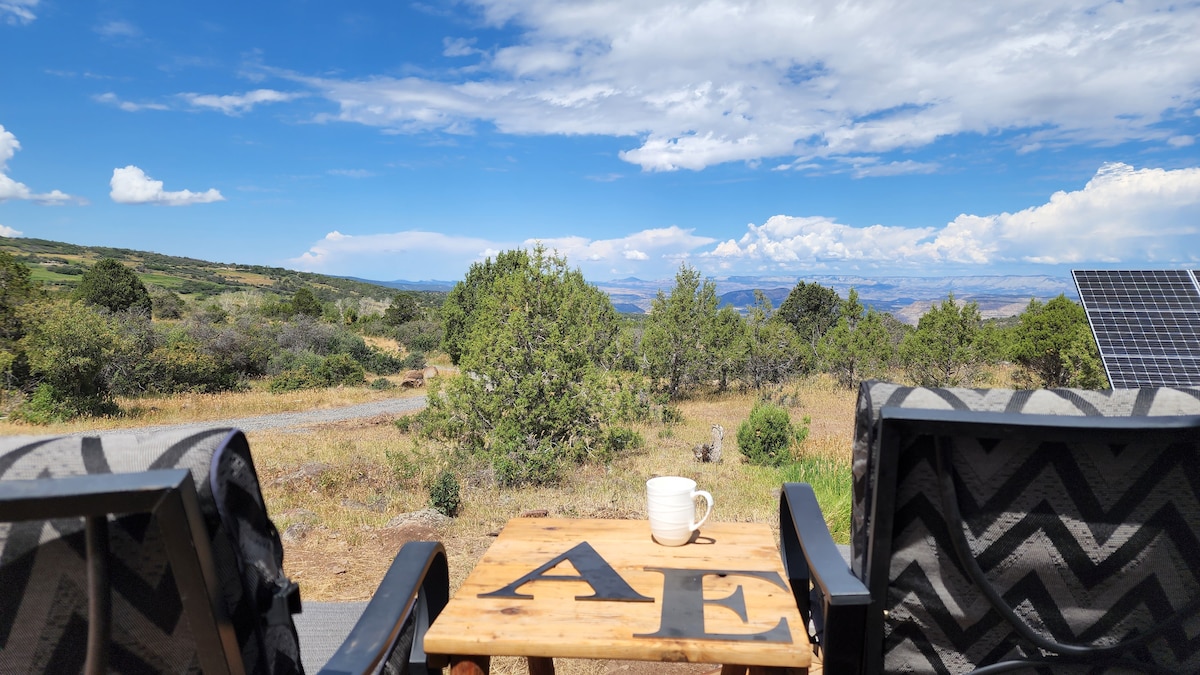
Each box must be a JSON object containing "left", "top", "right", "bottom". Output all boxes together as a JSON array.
[
  {"left": 360, "top": 273, "right": 1076, "bottom": 324},
  {"left": 1, "top": 236, "right": 1073, "bottom": 326}
]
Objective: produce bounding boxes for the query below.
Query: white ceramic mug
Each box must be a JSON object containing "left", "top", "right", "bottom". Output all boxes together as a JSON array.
[{"left": 646, "top": 476, "right": 713, "bottom": 546}]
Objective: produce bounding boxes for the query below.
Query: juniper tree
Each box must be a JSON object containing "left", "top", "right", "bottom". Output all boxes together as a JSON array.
[
  {"left": 75, "top": 258, "right": 151, "bottom": 314},
  {"left": 1010, "top": 294, "right": 1100, "bottom": 388},
  {"left": 899, "top": 293, "right": 997, "bottom": 387},
  {"left": 778, "top": 281, "right": 842, "bottom": 368},
  {"left": 640, "top": 264, "right": 719, "bottom": 398},
  {"left": 818, "top": 288, "right": 894, "bottom": 388},
  {"left": 422, "top": 246, "right": 621, "bottom": 485}
]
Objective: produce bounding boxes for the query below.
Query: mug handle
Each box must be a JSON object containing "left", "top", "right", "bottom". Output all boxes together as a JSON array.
[{"left": 690, "top": 490, "right": 713, "bottom": 532}]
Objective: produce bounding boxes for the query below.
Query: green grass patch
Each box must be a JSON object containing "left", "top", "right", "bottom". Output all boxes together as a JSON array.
[
  {"left": 778, "top": 455, "right": 853, "bottom": 544},
  {"left": 28, "top": 268, "right": 81, "bottom": 283},
  {"left": 137, "top": 272, "right": 188, "bottom": 288}
]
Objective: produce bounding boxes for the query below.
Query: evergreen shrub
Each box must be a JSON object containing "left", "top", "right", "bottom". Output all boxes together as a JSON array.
[
  {"left": 736, "top": 401, "right": 810, "bottom": 467},
  {"left": 428, "top": 469, "right": 462, "bottom": 517}
]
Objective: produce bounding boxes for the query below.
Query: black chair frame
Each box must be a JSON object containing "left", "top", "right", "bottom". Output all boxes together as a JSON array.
[
  {"left": 782, "top": 407, "right": 1200, "bottom": 675},
  {"left": 0, "top": 468, "right": 449, "bottom": 675}
]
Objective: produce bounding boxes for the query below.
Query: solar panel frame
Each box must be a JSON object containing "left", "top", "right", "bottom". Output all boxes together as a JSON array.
[{"left": 1072, "top": 270, "right": 1200, "bottom": 389}]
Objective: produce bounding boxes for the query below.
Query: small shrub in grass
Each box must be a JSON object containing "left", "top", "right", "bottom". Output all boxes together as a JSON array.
[
  {"left": 400, "top": 351, "right": 426, "bottom": 370},
  {"left": 13, "top": 384, "right": 119, "bottom": 424},
  {"left": 428, "top": 469, "right": 462, "bottom": 517},
  {"left": 599, "top": 426, "right": 644, "bottom": 462},
  {"left": 660, "top": 404, "right": 684, "bottom": 425},
  {"left": 370, "top": 377, "right": 395, "bottom": 390},
  {"left": 317, "top": 353, "right": 365, "bottom": 386},
  {"left": 269, "top": 368, "right": 322, "bottom": 393},
  {"left": 736, "top": 401, "right": 810, "bottom": 467}
]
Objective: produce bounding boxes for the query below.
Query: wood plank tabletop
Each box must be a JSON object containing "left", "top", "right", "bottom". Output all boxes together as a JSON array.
[{"left": 423, "top": 518, "right": 811, "bottom": 669}]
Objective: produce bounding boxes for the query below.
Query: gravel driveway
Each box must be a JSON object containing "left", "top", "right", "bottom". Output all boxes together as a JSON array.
[{"left": 64, "top": 395, "right": 428, "bottom": 437}]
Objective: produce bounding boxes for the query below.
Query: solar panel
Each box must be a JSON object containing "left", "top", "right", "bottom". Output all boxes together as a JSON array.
[{"left": 1072, "top": 270, "right": 1200, "bottom": 389}]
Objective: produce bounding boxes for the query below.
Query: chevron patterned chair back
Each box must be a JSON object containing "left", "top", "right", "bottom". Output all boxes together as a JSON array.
[
  {"left": 0, "top": 427, "right": 448, "bottom": 675},
  {"left": 781, "top": 381, "right": 1200, "bottom": 675}
]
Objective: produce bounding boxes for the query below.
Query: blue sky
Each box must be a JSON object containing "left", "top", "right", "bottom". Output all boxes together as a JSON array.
[{"left": 1, "top": 0, "right": 1199, "bottom": 283}]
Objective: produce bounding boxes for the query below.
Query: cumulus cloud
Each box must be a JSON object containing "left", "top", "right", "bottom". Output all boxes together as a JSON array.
[
  {"left": 280, "top": 0, "right": 1200, "bottom": 172},
  {"left": 181, "top": 89, "right": 305, "bottom": 115},
  {"left": 532, "top": 226, "right": 717, "bottom": 266},
  {"left": 0, "top": 224, "right": 21, "bottom": 237},
  {"left": 290, "top": 230, "right": 507, "bottom": 278},
  {"left": 0, "top": 0, "right": 37, "bottom": 24},
  {"left": 0, "top": 124, "right": 76, "bottom": 204},
  {"left": 109, "top": 165, "right": 224, "bottom": 205},
  {"left": 707, "top": 163, "right": 1200, "bottom": 270},
  {"left": 290, "top": 225, "right": 718, "bottom": 279}
]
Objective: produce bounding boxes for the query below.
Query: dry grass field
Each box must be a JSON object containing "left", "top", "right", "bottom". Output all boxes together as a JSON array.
[
  {"left": 247, "top": 375, "right": 856, "bottom": 673},
  {"left": 0, "top": 373, "right": 859, "bottom": 674}
]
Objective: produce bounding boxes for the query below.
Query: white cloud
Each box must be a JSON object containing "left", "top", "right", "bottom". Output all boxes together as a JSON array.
[
  {"left": 706, "top": 163, "right": 1200, "bottom": 269},
  {"left": 94, "top": 92, "right": 170, "bottom": 112},
  {"left": 532, "top": 226, "right": 717, "bottom": 266},
  {"left": 0, "top": 224, "right": 21, "bottom": 237},
  {"left": 0, "top": 0, "right": 37, "bottom": 24},
  {"left": 290, "top": 225, "right": 717, "bottom": 279},
  {"left": 1169, "top": 135, "right": 1195, "bottom": 148},
  {"left": 281, "top": 0, "right": 1200, "bottom": 172},
  {"left": 95, "top": 19, "right": 140, "bottom": 38},
  {"left": 290, "top": 163, "right": 1200, "bottom": 279},
  {"left": 327, "top": 169, "right": 375, "bottom": 178},
  {"left": 181, "top": 89, "right": 304, "bottom": 115},
  {"left": 443, "top": 37, "right": 480, "bottom": 57},
  {"left": 290, "top": 230, "right": 508, "bottom": 278},
  {"left": 109, "top": 165, "right": 225, "bottom": 206},
  {"left": 0, "top": 124, "right": 76, "bottom": 204}
]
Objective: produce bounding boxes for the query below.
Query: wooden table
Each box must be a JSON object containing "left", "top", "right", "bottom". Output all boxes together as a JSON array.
[{"left": 423, "top": 518, "right": 811, "bottom": 674}]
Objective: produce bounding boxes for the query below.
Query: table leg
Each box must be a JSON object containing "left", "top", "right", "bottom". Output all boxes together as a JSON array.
[
  {"left": 527, "top": 656, "right": 555, "bottom": 674},
  {"left": 449, "top": 655, "right": 490, "bottom": 674}
]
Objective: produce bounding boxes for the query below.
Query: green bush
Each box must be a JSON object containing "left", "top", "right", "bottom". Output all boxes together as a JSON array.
[
  {"left": 610, "top": 376, "right": 652, "bottom": 424},
  {"left": 13, "top": 383, "right": 119, "bottom": 424},
  {"left": 370, "top": 376, "right": 395, "bottom": 390},
  {"left": 598, "top": 426, "right": 644, "bottom": 463},
  {"left": 660, "top": 404, "right": 684, "bottom": 425},
  {"left": 736, "top": 401, "right": 809, "bottom": 467},
  {"left": 490, "top": 431, "right": 565, "bottom": 488},
  {"left": 316, "top": 353, "right": 365, "bottom": 386},
  {"left": 269, "top": 368, "right": 323, "bottom": 393},
  {"left": 400, "top": 351, "right": 426, "bottom": 370},
  {"left": 428, "top": 469, "right": 462, "bottom": 517},
  {"left": 394, "top": 320, "right": 441, "bottom": 353},
  {"left": 366, "top": 349, "right": 405, "bottom": 375},
  {"left": 270, "top": 353, "right": 364, "bottom": 392}
]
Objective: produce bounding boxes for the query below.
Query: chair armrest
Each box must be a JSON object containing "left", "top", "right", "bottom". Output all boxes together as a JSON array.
[
  {"left": 780, "top": 482, "right": 870, "bottom": 674},
  {"left": 316, "top": 540, "right": 449, "bottom": 675}
]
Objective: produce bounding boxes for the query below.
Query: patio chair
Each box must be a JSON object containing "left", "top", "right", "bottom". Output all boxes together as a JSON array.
[
  {"left": 0, "top": 427, "right": 449, "bottom": 674},
  {"left": 781, "top": 381, "right": 1200, "bottom": 674}
]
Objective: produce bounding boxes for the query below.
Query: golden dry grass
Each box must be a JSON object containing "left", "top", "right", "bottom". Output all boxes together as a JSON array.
[
  {"left": 249, "top": 375, "right": 857, "bottom": 598},
  {"left": 0, "top": 374, "right": 857, "bottom": 674},
  {"left": 0, "top": 383, "right": 426, "bottom": 435},
  {"left": 249, "top": 377, "right": 856, "bottom": 674}
]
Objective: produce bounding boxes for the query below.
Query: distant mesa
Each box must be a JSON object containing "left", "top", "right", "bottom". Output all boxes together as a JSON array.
[
  {"left": 351, "top": 273, "right": 1073, "bottom": 323},
  {"left": 336, "top": 275, "right": 456, "bottom": 292}
]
